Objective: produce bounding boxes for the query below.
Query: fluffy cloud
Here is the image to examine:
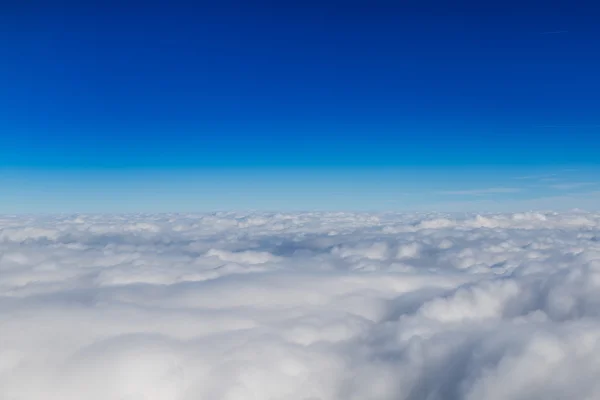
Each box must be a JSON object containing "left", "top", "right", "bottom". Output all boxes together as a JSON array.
[{"left": 1, "top": 211, "right": 600, "bottom": 399}]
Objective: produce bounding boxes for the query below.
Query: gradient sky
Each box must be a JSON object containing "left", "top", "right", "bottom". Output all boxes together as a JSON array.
[{"left": 1, "top": 2, "right": 599, "bottom": 213}]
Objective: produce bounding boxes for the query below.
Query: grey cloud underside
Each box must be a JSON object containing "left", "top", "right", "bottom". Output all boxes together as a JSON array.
[{"left": 2, "top": 211, "right": 600, "bottom": 399}]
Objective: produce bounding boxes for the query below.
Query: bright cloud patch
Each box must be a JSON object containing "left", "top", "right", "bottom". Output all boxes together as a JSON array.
[{"left": 2, "top": 211, "right": 600, "bottom": 399}]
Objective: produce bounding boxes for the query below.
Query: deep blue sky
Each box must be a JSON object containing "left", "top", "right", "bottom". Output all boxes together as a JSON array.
[{"left": 1, "top": 1, "right": 600, "bottom": 212}]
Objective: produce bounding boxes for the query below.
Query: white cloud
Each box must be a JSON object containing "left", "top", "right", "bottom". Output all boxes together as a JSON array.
[
  {"left": 1, "top": 211, "right": 600, "bottom": 399},
  {"left": 514, "top": 173, "right": 558, "bottom": 180},
  {"left": 549, "top": 182, "right": 597, "bottom": 190},
  {"left": 439, "top": 187, "right": 522, "bottom": 195},
  {"left": 420, "top": 190, "right": 600, "bottom": 212}
]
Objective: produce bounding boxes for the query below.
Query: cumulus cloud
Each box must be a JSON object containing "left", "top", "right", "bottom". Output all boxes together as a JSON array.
[{"left": 2, "top": 211, "right": 600, "bottom": 399}]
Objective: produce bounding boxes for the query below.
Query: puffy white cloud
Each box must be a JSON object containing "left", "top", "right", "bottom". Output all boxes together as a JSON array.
[{"left": 1, "top": 211, "right": 600, "bottom": 399}]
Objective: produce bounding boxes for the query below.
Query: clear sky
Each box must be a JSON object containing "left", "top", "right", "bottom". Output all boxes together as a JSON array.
[{"left": 1, "top": 1, "right": 599, "bottom": 213}]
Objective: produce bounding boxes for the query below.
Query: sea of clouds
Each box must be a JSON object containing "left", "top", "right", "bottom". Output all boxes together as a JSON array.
[{"left": 2, "top": 211, "right": 600, "bottom": 400}]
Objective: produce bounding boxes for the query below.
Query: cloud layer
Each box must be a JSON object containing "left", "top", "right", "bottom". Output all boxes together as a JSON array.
[{"left": 2, "top": 211, "right": 600, "bottom": 399}]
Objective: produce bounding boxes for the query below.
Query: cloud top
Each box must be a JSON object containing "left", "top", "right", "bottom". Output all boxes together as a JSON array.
[{"left": 2, "top": 211, "right": 600, "bottom": 399}]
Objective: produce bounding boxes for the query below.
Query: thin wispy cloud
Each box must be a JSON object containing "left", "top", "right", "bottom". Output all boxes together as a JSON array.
[
  {"left": 515, "top": 173, "right": 558, "bottom": 180},
  {"left": 549, "top": 182, "right": 597, "bottom": 190},
  {"left": 420, "top": 190, "right": 600, "bottom": 213},
  {"left": 439, "top": 187, "right": 522, "bottom": 196}
]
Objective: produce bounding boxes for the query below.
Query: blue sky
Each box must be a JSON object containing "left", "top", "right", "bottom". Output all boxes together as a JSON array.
[{"left": 1, "top": 2, "right": 599, "bottom": 212}]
